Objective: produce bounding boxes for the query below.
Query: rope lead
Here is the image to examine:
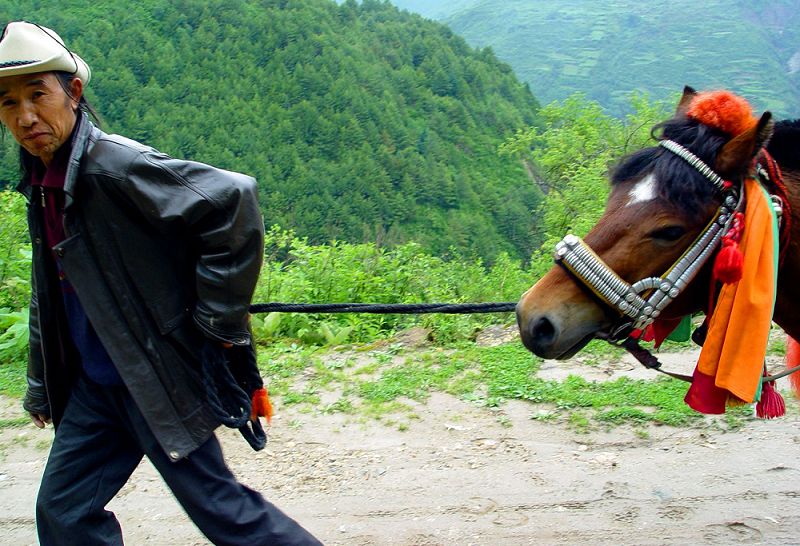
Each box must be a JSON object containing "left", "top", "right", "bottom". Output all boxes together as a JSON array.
[{"left": 249, "top": 302, "right": 517, "bottom": 315}]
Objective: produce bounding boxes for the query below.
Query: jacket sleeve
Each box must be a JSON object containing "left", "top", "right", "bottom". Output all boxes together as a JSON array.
[
  {"left": 121, "top": 150, "right": 265, "bottom": 345},
  {"left": 23, "top": 277, "right": 50, "bottom": 416}
]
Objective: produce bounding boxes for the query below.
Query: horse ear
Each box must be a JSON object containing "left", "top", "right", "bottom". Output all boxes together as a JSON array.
[
  {"left": 714, "top": 112, "right": 774, "bottom": 177},
  {"left": 675, "top": 86, "right": 697, "bottom": 115}
]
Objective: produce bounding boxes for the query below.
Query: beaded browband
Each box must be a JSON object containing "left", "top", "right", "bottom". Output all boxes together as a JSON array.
[{"left": 553, "top": 139, "right": 742, "bottom": 340}]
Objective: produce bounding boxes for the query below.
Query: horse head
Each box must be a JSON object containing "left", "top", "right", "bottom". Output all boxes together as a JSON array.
[{"left": 517, "top": 87, "right": 775, "bottom": 359}]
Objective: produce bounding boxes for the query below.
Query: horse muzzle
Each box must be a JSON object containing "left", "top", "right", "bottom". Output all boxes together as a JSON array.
[
  {"left": 515, "top": 272, "right": 608, "bottom": 360},
  {"left": 516, "top": 307, "right": 598, "bottom": 359}
]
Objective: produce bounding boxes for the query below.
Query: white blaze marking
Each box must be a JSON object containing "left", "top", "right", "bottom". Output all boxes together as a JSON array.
[{"left": 627, "top": 174, "right": 657, "bottom": 206}]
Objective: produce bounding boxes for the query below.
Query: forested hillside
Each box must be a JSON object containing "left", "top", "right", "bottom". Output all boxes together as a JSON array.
[
  {"left": 391, "top": 0, "right": 800, "bottom": 118},
  {"left": 0, "top": 0, "right": 542, "bottom": 260}
]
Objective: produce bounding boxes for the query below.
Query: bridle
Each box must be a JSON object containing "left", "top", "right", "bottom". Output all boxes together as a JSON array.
[
  {"left": 553, "top": 139, "right": 744, "bottom": 342},
  {"left": 552, "top": 138, "right": 799, "bottom": 384}
]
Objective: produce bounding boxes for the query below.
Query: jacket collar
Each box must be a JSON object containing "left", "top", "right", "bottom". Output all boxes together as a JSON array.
[
  {"left": 63, "top": 111, "right": 94, "bottom": 209},
  {"left": 16, "top": 111, "right": 95, "bottom": 208}
]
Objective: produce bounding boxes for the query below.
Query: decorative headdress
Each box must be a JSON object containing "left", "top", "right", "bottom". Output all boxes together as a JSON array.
[
  {"left": 686, "top": 90, "right": 757, "bottom": 137},
  {"left": 677, "top": 91, "right": 781, "bottom": 417},
  {"left": 687, "top": 91, "right": 758, "bottom": 285}
]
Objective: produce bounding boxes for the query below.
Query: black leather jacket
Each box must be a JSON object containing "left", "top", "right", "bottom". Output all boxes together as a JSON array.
[{"left": 17, "top": 114, "right": 264, "bottom": 461}]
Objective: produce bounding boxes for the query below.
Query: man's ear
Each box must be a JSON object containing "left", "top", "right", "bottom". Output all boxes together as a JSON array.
[{"left": 68, "top": 77, "right": 84, "bottom": 111}]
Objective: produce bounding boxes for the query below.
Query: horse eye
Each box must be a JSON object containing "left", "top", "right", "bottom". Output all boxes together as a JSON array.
[{"left": 649, "top": 226, "right": 686, "bottom": 241}]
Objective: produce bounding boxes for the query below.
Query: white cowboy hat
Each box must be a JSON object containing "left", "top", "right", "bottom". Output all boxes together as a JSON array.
[{"left": 0, "top": 21, "right": 91, "bottom": 84}]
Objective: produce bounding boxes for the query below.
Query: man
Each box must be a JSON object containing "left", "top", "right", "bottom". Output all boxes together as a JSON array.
[{"left": 0, "top": 21, "right": 322, "bottom": 545}]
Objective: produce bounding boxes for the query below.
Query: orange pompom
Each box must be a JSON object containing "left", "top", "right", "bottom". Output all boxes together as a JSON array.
[
  {"left": 250, "top": 387, "right": 273, "bottom": 425},
  {"left": 687, "top": 91, "right": 757, "bottom": 136}
]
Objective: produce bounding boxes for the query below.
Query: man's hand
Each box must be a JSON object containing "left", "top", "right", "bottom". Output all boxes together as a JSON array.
[{"left": 30, "top": 413, "right": 52, "bottom": 429}]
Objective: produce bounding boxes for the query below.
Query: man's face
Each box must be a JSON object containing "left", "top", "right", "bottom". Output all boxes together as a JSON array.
[{"left": 0, "top": 72, "right": 82, "bottom": 166}]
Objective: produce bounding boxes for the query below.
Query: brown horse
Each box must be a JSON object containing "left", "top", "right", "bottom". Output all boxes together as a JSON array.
[{"left": 517, "top": 87, "right": 800, "bottom": 360}]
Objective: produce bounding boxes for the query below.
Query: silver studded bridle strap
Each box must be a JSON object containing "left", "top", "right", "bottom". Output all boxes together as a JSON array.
[{"left": 553, "top": 139, "right": 743, "bottom": 339}]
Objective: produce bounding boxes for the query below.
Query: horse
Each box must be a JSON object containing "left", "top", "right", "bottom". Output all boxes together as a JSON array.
[{"left": 516, "top": 87, "right": 800, "bottom": 366}]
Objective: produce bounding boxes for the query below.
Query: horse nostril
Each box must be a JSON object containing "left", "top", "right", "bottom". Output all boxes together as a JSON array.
[
  {"left": 530, "top": 316, "right": 557, "bottom": 347},
  {"left": 517, "top": 309, "right": 561, "bottom": 356}
]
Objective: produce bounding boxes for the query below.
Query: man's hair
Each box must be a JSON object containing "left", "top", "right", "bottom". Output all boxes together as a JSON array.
[{"left": 54, "top": 71, "right": 101, "bottom": 125}]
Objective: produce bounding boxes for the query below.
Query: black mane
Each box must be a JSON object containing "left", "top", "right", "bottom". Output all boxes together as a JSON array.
[
  {"left": 768, "top": 119, "right": 800, "bottom": 171},
  {"left": 610, "top": 116, "right": 728, "bottom": 214}
]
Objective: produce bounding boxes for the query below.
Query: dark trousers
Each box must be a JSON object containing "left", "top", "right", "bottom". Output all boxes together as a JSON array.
[{"left": 36, "top": 374, "right": 323, "bottom": 546}]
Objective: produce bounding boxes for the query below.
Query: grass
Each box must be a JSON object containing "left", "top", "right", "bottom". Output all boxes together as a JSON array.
[
  {"left": 254, "top": 338, "right": 765, "bottom": 431},
  {"left": 0, "top": 360, "right": 26, "bottom": 397},
  {"left": 474, "top": 343, "right": 707, "bottom": 428},
  {"left": 0, "top": 416, "right": 29, "bottom": 429},
  {"left": 767, "top": 335, "right": 786, "bottom": 357},
  {"left": 0, "top": 334, "right": 776, "bottom": 433},
  {"left": 0, "top": 415, "right": 31, "bottom": 430}
]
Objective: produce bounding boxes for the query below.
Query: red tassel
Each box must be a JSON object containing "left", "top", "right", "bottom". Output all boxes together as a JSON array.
[
  {"left": 251, "top": 387, "right": 273, "bottom": 425},
  {"left": 713, "top": 240, "right": 743, "bottom": 284},
  {"left": 756, "top": 381, "right": 785, "bottom": 419},
  {"left": 713, "top": 211, "right": 744, "bottom": 284}
]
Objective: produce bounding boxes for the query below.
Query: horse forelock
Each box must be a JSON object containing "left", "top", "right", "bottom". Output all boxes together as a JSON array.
[{"left": 611, "top": 117, "right": 728, "bottom": 215}]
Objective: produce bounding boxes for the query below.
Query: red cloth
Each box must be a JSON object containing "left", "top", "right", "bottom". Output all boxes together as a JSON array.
[{"left": 684, "top": 367, "right": 729, "bottom": 414}]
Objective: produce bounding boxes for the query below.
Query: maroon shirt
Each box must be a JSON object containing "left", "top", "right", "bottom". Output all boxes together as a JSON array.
[
  {"left": 29, "top": 147, "right": 68, "bottom": 255},
  {"left": 29, "top": 134, "right": 123, "bottom": 386}
]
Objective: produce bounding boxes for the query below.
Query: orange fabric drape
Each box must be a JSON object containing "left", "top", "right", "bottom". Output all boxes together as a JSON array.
[{"left": 685, "top": 177, "right": 777, "bottom": 412}]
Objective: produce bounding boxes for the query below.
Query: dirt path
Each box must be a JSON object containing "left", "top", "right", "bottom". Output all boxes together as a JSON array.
[{"left": 2, "top": 349, "right": 800, "bottom": 545}]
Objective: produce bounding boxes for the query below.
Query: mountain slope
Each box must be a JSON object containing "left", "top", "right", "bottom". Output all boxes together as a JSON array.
[
  {"left": 0, "top": 0, "right": 542, "bottom": 259},
  {"left": 393, "top": 0, "right": 800, "bottom": 118},
  {"left": 386, "top": 0, "right": 478, "bottom": 20}
]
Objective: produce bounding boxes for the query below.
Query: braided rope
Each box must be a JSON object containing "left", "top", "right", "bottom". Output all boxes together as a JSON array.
[{"left": 249, "top": 302, "right": 517, "bottom": 314}]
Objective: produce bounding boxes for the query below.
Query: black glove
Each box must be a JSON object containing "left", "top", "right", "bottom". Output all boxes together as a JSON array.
[
  {"left": 199, "top": 339, "right": 267, "bottom": 451},
  {"left": 227, "top": 340, "right": 268, "bottom": 451},
  {"left": 200, "top": 340, "right": 250, "bottom": 429},
  {"left": 226, "top": 340, "right": 263, "bottom": 396}
]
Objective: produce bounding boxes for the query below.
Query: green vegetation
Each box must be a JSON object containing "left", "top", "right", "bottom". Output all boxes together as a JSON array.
[
  {"left": 0, "top": 0, "right": 781, "bottom": 430},
  {"left": 1, "top": 0, "right": 542, "bottom": 261},
  {"left": 500, "top": 93, "right": 672, "bottom": 274},
  {"left": 1, "top": 85, "right": 765, "bottom": 429},
  {"left": 768, "top": 334, "right": 787, "bottom": 356},
  {"left": 384, "top": 0, "right": 478, "bottom": 20},
  {"left": 0, "top": 416, "right": 30, "bottom": 429},
  {"left": 399, "top": 0, "right": 800, "bottom": 118},
  {"left": 0, "top": 360, "right": 26, "bottom": 398},
  {"left": 0, "top": 191, "right": 31, "bottom": 391},
  {"left": 256, "top": 340, "right": 756, "bottom": 431},
  {"left": 252, "top": 226, "right": 533, "bottom": 345}
]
